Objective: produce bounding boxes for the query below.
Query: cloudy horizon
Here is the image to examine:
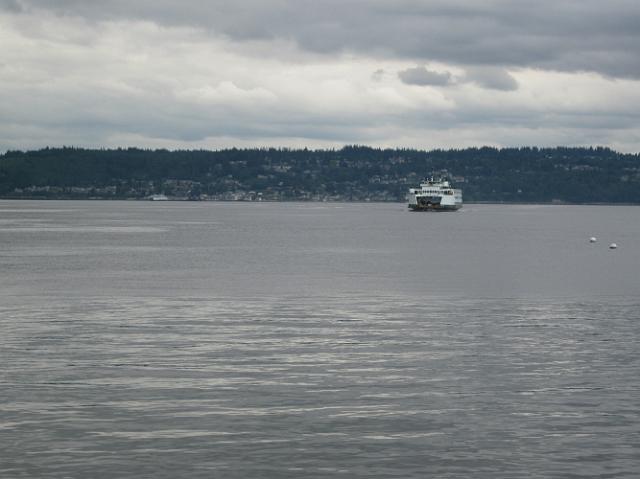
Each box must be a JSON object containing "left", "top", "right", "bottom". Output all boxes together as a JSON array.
[{"left": 2, "top": 0, "right": 640, "bottom": 153}]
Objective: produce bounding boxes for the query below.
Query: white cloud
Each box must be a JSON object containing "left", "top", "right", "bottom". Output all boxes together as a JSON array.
[
  {"left": 7, "top": 0, "right": 640, "bottom": 78},
  {"left": 1, "top": 3, "right": 640, "bottom": 152}
]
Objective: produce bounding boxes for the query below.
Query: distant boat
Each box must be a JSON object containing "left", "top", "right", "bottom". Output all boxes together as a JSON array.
[
  {"left": 150, "top": 194, "right": 169, "bottom": 201},
  {"left": 408, "top": 177, "right": 463, "bottom": 211}
]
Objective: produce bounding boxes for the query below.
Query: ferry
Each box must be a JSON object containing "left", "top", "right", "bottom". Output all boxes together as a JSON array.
[{"left": 408, "top": 177, "right": 463, "bottom": 211}]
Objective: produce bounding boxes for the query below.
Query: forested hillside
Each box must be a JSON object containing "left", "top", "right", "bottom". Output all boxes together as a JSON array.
[{"left": 1, "top": 146, "right": 639, "bottom": 203}]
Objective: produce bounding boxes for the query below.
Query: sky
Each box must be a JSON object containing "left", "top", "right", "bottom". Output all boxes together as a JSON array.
[{"left": 1, "top": 0, "right": 640, "bottom": 152}]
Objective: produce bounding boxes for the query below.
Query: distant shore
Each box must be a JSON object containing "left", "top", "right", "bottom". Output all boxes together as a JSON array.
[
  {"left": 1, "top": 197, "right": 639, "bottom": 206},
  {"left": 3, "top": 146, "right": 640, "bottom": 205}
]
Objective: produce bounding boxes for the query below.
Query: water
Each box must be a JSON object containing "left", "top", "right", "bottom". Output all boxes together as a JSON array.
[{"left": 1, "top": 201, "right": 639, "bottom": 478}]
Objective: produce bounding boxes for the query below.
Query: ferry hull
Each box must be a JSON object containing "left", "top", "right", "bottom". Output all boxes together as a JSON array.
[
  {"left": 409, "top": 203, "right": 461, "bottom": 211},
  {"left": 409, "top": 194, "right": 461, "bottom": 211}
]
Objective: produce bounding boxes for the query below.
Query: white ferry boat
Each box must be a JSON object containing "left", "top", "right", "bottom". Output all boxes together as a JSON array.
[{"left": 408, "top": 177, "right": 463, "bottom": 211}]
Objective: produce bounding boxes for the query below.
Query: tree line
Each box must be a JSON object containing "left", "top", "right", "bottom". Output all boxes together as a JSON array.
[{"left": 1, "top": 145, "right": 639, "bottom": 203}]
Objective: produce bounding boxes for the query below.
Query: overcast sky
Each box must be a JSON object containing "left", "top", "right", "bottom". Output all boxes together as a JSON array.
[{"left": 1, "top": 0, "right": 639, "bottom": 152}]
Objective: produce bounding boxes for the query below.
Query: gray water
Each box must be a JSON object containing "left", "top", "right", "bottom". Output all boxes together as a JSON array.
[{"left": 1, "top": 201, "right": 639, "bottom": 478}]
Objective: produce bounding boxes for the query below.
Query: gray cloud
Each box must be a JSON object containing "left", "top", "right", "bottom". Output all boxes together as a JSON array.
[
  {"left": 7, "top": 0, "right": 640, "bottom": 79},
  {"left": 0, "top": 0, "right": 22, "bottom": 12},
  {"left": 2, "top": 1, "right": 640, "bottom": 152},
  {"left": 464, "top": 67, "right": 518, "bottom": 91},
  {"left": 398, "top": 66, "right": 453, "bottom": 86}
]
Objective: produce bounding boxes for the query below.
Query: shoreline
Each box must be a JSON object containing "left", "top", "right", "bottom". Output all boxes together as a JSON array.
[{"left": 1, "top": 197, "right": 639, "bottom": 206}]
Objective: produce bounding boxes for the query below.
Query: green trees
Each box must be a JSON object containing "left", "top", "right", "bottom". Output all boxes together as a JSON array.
[{"left": 0, "top": 146, "right": 638, "bottom": 203}]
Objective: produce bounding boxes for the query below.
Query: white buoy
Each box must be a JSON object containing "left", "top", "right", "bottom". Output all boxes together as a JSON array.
[
  {"left": 589, "top": 237, "right": 597, "bottom": 243},
  {"left": 609, "top": 243, "right": 617, "bottom": 249}
]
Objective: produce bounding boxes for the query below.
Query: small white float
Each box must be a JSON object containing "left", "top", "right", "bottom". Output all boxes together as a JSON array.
[
  {"left": 589, "top": 237, "right": 597, "bottom": 243},
  {"left": 609, "top": 243, "right": 617, "bottom": 249}
]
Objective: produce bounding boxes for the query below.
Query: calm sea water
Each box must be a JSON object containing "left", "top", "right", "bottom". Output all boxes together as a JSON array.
[{"left": 1, "top": 200, "right": 639, "bottom": 478}]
